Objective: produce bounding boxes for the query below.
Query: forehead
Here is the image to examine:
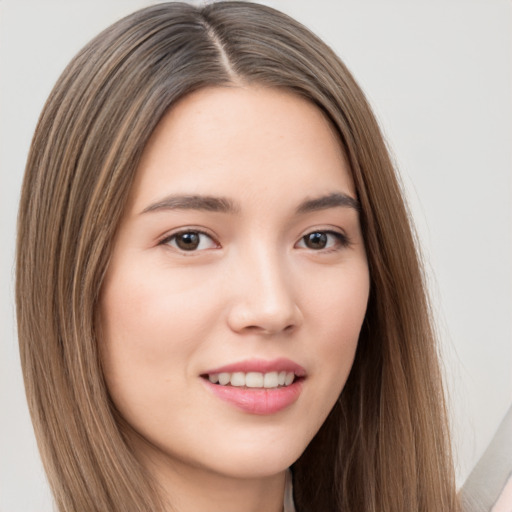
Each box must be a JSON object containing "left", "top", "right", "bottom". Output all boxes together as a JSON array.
[{"left": 129, "top": 85, "right": 355, "bottom": 215}]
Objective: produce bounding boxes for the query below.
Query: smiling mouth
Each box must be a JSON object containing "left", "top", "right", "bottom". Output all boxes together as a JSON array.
[
  {"left": 202, "top": 371, "right": 301, "bottom": 389},
  {"left": 201, "top": 364, "right": 305, "bottom": 414}
]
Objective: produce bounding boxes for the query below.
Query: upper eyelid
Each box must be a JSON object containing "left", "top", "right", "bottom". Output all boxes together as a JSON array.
[
  {"left": 158, "top": 227, "right": 218, "bottom": 245},
  {"left": 298, "top": 226, "right": 350, "bottom": 241},
  {"left": 158, "top": 230, "right": 221, "bottom": 255},
  {"left": 302, "top": 226, "right": 346, "bottom": 236},
  {"left": 296, "top": 229, "right": 350, "bottom": 246}
]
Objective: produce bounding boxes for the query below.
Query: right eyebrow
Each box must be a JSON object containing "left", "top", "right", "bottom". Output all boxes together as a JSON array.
[{"left": 140, "top": 194, "right": 240, "bottom": 215}]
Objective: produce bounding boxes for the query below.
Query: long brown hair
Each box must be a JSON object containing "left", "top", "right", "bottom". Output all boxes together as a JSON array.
[{"left": 16, "top": 2, "right": 459, "bottom": 511}]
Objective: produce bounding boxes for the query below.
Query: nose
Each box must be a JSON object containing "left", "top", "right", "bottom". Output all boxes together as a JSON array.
[{"left": 226, "top": 247, "right": 303, "bottom": 336}]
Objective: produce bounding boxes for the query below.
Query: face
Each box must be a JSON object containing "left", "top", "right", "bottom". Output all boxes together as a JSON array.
[{"left": 99, "top": 86, "right": 369, "bottom": 482}]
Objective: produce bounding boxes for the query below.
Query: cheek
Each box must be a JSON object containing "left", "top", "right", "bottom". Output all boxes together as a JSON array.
[
  {"left": 302, "top": 262, "right": 369, "bottom": 398},
  {"left": 100, "top": 259, "right": 219, "bottom": 351},
  {"left": 305, "top": 261, "right": 369, "bottom": 340},
  {"left": 97, "top": 261, "right": 221, "bottom": 416}
]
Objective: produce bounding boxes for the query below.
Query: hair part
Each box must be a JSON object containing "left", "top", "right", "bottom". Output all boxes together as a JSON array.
[{"left": 17, "top": 2, "right": 459, "bottom": 511}]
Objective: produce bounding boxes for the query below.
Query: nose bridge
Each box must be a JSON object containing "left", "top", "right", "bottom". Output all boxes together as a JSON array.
[{"left": 227, "top": 240, "right": 301, "bottom": 334}]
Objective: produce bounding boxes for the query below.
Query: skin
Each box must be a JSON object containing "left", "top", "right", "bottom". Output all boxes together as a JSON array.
[{"left": 99, "top": 86, "right": 370, "bottom": 512}]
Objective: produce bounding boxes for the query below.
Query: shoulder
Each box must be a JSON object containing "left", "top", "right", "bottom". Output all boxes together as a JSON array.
[{"left": 460, "top": 405, "right": 512, "bottom": 512}]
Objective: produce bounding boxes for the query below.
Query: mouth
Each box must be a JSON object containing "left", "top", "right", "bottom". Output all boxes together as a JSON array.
[
  {"left": 200, "top": 359, "right": 305, "bottom": 414},
  {"left": 201, "top": 371, "right": 302, "bottom": 389}
]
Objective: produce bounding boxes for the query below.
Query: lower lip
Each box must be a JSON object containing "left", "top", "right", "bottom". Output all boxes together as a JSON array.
[{"left": 202, "top": 379, "right": 303, "bottom": 415}]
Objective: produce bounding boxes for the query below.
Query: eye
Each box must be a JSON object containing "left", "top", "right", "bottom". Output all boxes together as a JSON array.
[
  {"left": 296, "top": 230, "right": 349, "bottom": 251},
  {"left": 161, "top": 230, "right": 218, "bottom": 252}
]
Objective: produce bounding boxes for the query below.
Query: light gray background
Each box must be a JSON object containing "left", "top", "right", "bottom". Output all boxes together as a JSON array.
[{"left": 1, "top": 1, "right": 511, "bottom": 510}]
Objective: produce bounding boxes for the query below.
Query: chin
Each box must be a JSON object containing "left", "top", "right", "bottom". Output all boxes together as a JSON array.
[
  {"left": 207, "top": 453, "right": 300, "bottom": 480},
  {"left": 201, "top": 432, "right": 313, "bottom": 479}
]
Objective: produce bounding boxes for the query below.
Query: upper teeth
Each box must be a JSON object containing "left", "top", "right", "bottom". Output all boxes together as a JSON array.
[{"left": 208, "top": 371, "right": 295, "bottom": 388}]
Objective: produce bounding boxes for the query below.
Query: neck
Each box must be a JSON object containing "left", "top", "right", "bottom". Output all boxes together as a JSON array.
[{"left": 139, "top": 444, "right": 287, "bottom": 512}]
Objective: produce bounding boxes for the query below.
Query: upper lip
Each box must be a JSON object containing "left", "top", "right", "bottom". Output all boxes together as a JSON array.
[{"left": 202, "top": 358, "right": 306, "bottom": 377}]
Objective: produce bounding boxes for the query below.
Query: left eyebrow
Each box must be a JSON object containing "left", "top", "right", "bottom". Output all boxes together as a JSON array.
[{"left": 295, "top": 192, "right": 360, "bottom": 214}]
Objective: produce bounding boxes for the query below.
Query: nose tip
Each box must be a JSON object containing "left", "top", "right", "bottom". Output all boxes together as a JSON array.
[
  {"left": 228, "top": 298, "right": 302, "bottom": 335},
  {"left": 226, "top": 266, "right": 303, "bottom": 336}
]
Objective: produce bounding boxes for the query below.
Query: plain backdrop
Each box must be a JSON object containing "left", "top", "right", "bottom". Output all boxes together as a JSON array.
[{"left": 1, "top": 0, "right": 511, "bottom": 510}]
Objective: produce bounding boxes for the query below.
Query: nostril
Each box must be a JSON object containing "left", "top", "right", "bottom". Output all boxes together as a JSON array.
[
  {"left": 243, "top": 323, "right": 296, "bottom": 335},
  {"left": 226, "top": 295, "right": 303, "bottom": 335}
]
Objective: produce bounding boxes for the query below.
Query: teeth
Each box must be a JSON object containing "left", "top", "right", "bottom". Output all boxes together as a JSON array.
[
  {"left": 231, "top": 372, "right": 245, "bottom": 387},
  {"left": 218, "top": 372, "right": 230, "bottom": 385},
  {"left": 207, "top": 371, "right": 296, "bottom": 388},
  {"left": 284, "top": 372, "right": 294, "bottom": 386},
  {"left": 246, "top": 372, "right": 264, "bottom": 388},
  {"left": 263, "top": 371, "right": 278, "bottom": 388}
]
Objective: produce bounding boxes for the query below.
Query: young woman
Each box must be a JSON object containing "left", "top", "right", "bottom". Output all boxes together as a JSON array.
[{"left": 16, "top": 2, "right": 460, "bottom": 511}]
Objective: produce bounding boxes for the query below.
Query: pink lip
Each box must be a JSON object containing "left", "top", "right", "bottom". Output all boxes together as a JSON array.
[
  {"left": 202, "top": 379, "right": 303, "bottom": 415},
  {"left": 201, "top": 358, "right": 306, "bottom": 415},
  {"left": 203, "top": 358, "right": 306, "bottom": 377}
]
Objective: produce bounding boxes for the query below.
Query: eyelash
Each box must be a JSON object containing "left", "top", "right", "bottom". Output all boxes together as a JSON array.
[
  {"left": 296, "top": 230, "right": 351, "bottom": 252},
  {"left": 159, "top": 229, "right": 219, "bottom": 253},
  {"left": 159, "top": 229, "right": 351, "bottom": 253}
]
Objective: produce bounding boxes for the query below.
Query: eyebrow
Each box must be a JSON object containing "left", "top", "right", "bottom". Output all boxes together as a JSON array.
[
  {"left": 140, "top": 191, "right": 359, "bottom": 215},
  {"left": 141, "top": 195, "right": 240, "bottom": 214},
  {"left": 295, "top": 192, "right": 360, "bottom": 214}
]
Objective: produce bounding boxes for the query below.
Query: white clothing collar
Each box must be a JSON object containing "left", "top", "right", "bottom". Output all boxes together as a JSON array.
[{"left": 283, "top": 469, "right": 296, "bottom": 512}]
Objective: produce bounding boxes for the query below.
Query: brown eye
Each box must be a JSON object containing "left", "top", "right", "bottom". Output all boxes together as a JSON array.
[
  {"left": 303, "top": 232, "right": 328, "bottom": 249},
  {"left": 164, "top": 231, "right": 217, "bottom": 252},
  {"left": 297, "top": 230, "right": 349, "bottom": 251},
  {"left": 175, "top": 232, "right": 200, "bottom": 250}
]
